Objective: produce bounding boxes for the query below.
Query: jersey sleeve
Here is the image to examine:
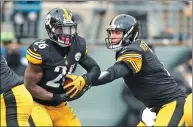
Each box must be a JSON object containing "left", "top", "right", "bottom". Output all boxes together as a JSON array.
[
  {"left": 116, "top": 51, "right": 142, "bottom": 73},
  {"left": 26, "top": 42, "right": 43, "bottom": 65}
]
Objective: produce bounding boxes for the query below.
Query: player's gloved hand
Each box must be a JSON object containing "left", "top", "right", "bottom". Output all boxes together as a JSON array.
[
  {"left": 64, "top": 74, "right": 87, "bottom": 98},
  {"left": 52, "top": 93, "right": 71, "bottom": 105},
  {"left": 141, "top": 107, "right": 156, "bottom": 126}
]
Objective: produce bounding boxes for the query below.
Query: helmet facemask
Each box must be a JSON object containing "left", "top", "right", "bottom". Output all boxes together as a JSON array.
[
  {"left": 105, "top": 28, "right": 124, "bottom": 52},
  {"left": 50, "top": 22, "right": 77, "bottom": 47},
  {"left": 105, "top": 26, "right": 138, "bottom": 52}
]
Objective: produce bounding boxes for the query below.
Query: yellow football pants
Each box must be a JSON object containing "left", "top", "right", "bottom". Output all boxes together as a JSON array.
[
  {"left": 1, "top": 84, "right": 33, "bottom": 126},
  {"left": 137, "top": 99, "right": 186, "bottom": 126},
  {"left": 184, "top": 93, "right": 192, "bottom": 126},
  {"left": 29, "top": 101, "right": 81, "bottom": 126}
]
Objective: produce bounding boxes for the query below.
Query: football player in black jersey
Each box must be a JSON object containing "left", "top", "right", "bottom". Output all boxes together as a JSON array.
[
  {"left": 24, "top": 8, "right": 100, "bottom": 126},
  {"left": 1, "top": 54, "right": 33, "bottom": 126},
  {"left": 91, "top": 14, "right": 192, "bottom": 126}
]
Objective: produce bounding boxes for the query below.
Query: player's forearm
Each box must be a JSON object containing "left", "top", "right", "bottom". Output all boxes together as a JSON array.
[
  {"left": 82, "top": 65, "right": 101, "bottom": 85},
  {"left": 25, "top": 81, "right": 53, "bottom": 101},
  {"left": 93, "top": 70, "right": 113, "bottom": 86},
  {"left": 79, "top": 55, "right": 101, "bottom": 85},
  {"left": 24, "top": 65, "right": 53, "bottom": 101},
  {"left": 93, "top": 63, "right": 131, "bottom": 86}
]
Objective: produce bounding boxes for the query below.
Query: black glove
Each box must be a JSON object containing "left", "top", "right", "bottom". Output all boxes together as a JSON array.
[
  {"left": 69, "top": 82, "right": 91, "bottom": 101},
  {"left": 52, "top": 93, "right": 71, "bottom": 105},
  {"left": 52, "top": 91, "right": 86, "bottom": 104}
]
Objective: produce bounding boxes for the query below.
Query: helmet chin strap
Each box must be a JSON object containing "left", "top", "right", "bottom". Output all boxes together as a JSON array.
[
  {"left": 123, "top": 26, "right": 134, "bottom": 42},
  {"left": 133, "top": 32, "right": 138, "bottom": 41},
  {"left": 112, "top": 46, "right": 123, "bottom": 52},
  {"left": 48, "top": 37, "right": 71, "bottom": 47},
  {"left": 57, "top": 37, "right": 71, "bottom": 47},
  {"left": 110, "top": 40, "right": 123, "bottom": 52},
  {"left": 57, "top": 38, "right": 71, "bottom": 47}
]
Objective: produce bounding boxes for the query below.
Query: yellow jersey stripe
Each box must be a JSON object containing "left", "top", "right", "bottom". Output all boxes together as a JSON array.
[
  {"left": 130, "top": 61, "right": 138, "bottom": 72},
  {"left": 120, "top": 53, "right": 141, "bottom": 56},
  {"left": 28, "top": 49, "right": 41, "bottom": 57},
  {"left": 63, "top": 8, "right": 70, "bottom": 21},
  {"left": 118, "top": 53, "right": 142, "bottom": 57},
  {"left": 131, "top": 60, "right": 139, "bottom": 72},
  {"left": 26, "top": 50, "right": 42, "bottom": 60},
  {"left": 117, "top": 53, "right": 142, "bottom": 61},
  {"left": 118, "top": 56, "right": 142, "bottom": 73},
  {"left": 117, "top": 55, "right": 142, "bottom": 60},
  {"left": 117, "top": 56, "right": 142, "bottom": 62},
  {"left": 26, "top": 53, "right": 42, "bottom": 64}
]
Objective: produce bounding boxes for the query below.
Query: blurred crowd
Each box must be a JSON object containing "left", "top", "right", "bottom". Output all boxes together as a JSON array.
[
  {"left": 1, "top": 1, "right": 42, "bottom": 79},
  {"left": 2, "top": 1, "right": 41, "bottom": 42}
]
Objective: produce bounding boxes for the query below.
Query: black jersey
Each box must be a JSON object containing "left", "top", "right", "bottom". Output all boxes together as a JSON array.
[
  {"left": 116, "top": 40, "right": 186, "bottom": 107},
  {"left": 26, "top": 36, "right": 87, "bottom": 105},
  {"left": 1, "top": 55, "right": 23, "bottom": 94}
]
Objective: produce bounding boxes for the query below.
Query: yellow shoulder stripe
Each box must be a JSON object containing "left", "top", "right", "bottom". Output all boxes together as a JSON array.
[
  {"left": 26, "top": 53, "right": 42, "bottom": 64},
  {"left": 117, "top": 54, "right": 142, "bottom": 61},
  {"left": 117, "top": 54, "right": 142, "bottom": 73},
  {"left": 26, "top": 49, "right": 42, "bottom": 64},
  {"left": 28, "top": 49, "right": 41, "bottom": 57}
]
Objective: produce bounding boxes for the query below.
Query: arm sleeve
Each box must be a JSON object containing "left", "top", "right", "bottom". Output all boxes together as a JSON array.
[
  {"left": 79, "top": 55, "right": 101, "bottom": 85},
  {"left": 92, "top": 62, "right": 132, "bottom": 86}
]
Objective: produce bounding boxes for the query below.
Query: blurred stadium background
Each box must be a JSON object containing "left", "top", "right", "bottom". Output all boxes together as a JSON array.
[{"left": 1, "top": 1, "right": 192, "bottom": 126}]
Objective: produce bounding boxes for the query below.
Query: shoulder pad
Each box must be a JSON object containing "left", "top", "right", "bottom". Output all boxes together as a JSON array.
[
  {"left": 76, "top": 35, "right": 88, "bottom": 56},
  {"left": 120, "top": 40, "right": 143, "bottom": 54},
  {"left": 116, "top": 47, "right": 143, "bottom": 73},
  {"left": 76, "top": 35, "right": 86, "bottom": 49},
  {"left": 26, "top": 39, "right": 49, "bottom": 64}
]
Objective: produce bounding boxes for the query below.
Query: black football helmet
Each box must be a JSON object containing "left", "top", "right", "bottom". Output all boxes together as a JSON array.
[
  {"left": 105, "top": 14, "right": 139, "bottom": 51},
  {"left": 45, "top": 8, "right": 77, "bottom": 47}
]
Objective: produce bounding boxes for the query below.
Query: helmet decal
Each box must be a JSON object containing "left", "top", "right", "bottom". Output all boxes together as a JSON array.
[
  {"left": 45, "top": 8, "right": 77, "bottom": 47},
  {"left": 45, "top": 14, "right": 51, "bottom": 28},
  {"left": 63, "top": 8, "right": 70, "bottom": 22}
]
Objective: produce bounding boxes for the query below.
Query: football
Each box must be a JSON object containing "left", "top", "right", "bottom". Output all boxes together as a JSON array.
[{"left": 63, "top": 77, "right": 73, "bottom": 92}]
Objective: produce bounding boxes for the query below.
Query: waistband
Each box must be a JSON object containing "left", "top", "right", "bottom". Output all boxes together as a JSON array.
[
  {"left": 1, "top": 83, "right": 24, "bottom": 95},
  {"left": 33, "top": 97, "right": 67, "bottom": 106}
]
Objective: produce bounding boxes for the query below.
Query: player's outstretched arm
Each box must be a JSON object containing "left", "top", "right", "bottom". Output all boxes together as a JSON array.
[{"left": 93, "top": 63, "right": 131, "bottom": 86}]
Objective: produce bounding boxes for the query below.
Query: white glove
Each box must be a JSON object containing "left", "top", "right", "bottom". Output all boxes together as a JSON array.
[{"left": 142, "top": 107, "right": 156, "bottom": 126}]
